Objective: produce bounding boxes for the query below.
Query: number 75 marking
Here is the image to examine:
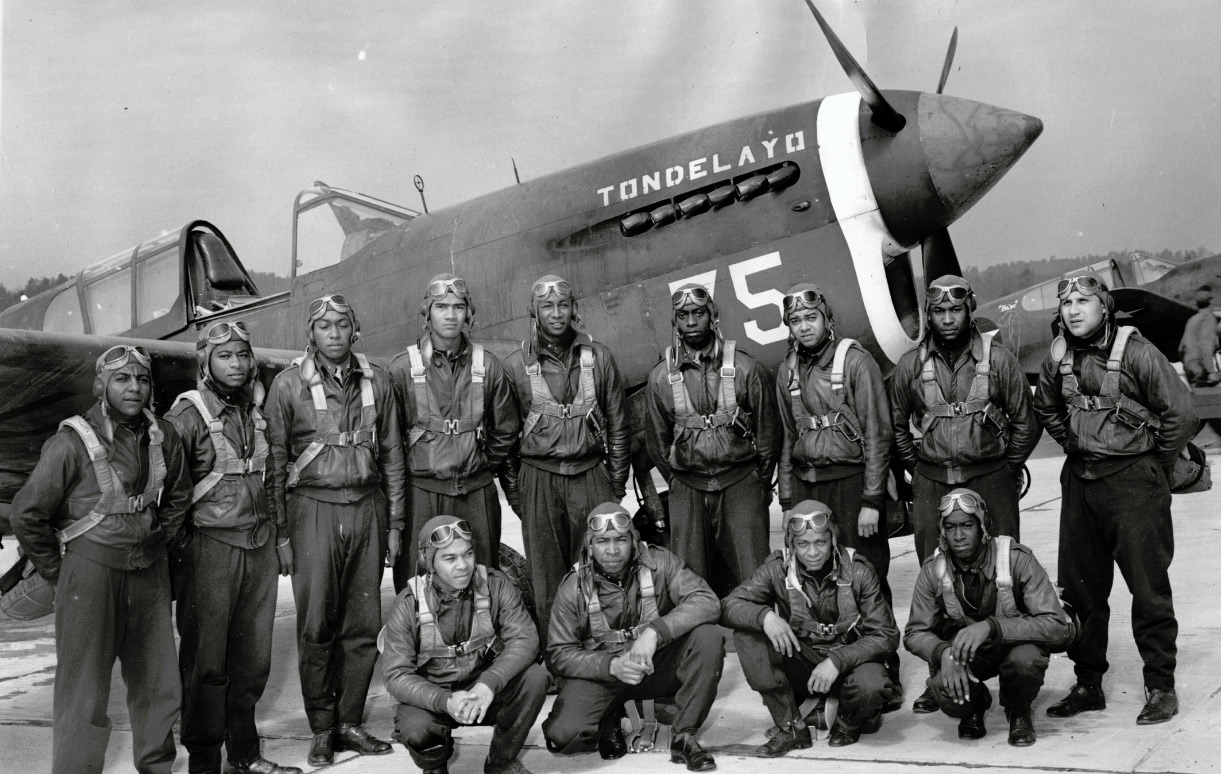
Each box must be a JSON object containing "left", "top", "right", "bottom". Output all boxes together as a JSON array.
[{"left": 668, "top": 252, "right": 788, "bottom": 346}]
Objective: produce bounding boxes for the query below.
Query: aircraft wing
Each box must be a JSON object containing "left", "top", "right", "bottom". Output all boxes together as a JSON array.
[
  {"left": 1110, "top": 287, "right": 1196, "bottom": 361},
  {"left": 0, "top": 328, "right": 302, "bottom": 522}
]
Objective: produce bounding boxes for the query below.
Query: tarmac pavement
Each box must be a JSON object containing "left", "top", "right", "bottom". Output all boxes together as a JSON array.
[{"left": 2, "top": 440, "right": 1220, "bottom": 774}]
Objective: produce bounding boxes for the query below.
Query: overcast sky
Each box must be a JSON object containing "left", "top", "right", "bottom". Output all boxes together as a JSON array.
[{"left": 1, "top": 0, "right": 1218, "bottom": 287}]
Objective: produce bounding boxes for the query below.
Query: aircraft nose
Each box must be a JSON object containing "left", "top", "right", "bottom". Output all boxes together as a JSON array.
[{"left": 919, "top": 93, "right": 1043, "bottom": 224}]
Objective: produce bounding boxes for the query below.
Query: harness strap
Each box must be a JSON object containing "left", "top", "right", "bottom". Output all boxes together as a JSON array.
[
  {"left": 523, "top": 344, "right": 599, "bottom": 436},
  {"left": 407, "top": 341, "right": 486, "bottom": 448},
  {"left": 994, "top": 535, "right": 1018, "bottom": 618},
  {"left": 286, "top": 354, "right": 378, "bottom": 488},
  {"left": 172, "top": 391, "right": 269, "bottom": 505},
  {"left": 56, "top": 410, "right": 165, "bottom": 545},
  {"left": 1058, "top": 326, "right": 1161, "bottom": 429},
  {"left": 919, "top": 331, "right": 1001, "bottom": 435},
  {"left": 666, "top": 341, "right": 739, "bottom": 430},
  {"left": 412, "top": 566, "right": 498, "bottom": 660},
  {"left": 781, "top": 547, "right": 860, "bottom": 643},
  {"left": 582, "top": 546, "right": 660, "bottom": 649}
]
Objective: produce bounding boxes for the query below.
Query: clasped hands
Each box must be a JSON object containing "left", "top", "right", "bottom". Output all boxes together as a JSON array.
[
  {"left": 938, "top": 621, "right": 990, "bottom": 704},
  {"left": 445, "top": 682, "right": 494, "bottom": 725},
  {"left": 609, "top": 627, "right": 660, "bottom": 685}
]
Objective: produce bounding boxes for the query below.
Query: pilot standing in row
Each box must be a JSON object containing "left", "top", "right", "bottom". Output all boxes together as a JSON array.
[
  {"left": 389, "top": 274, "right": 519, "bottom": 588},
  {"left": 889, "top": 275, "right": 1040, "bottom": 713},
  {"left": 502, "top": 275, "right": 630, "bottom": 647},
  {"left": 265, "top": 294, "right": 407, "bottom": 765},
  {"left": 11, "top": 344, "right": 194, "bottom": 774},
  {"left": 166, "top": 321, "right": 300, "bottom": 774},
  {"left": 645, "top": 283, "right": 780, "bottom": 595},
  {"left": 1034, "top": 272, "right": 1197, "bottom": 725}
]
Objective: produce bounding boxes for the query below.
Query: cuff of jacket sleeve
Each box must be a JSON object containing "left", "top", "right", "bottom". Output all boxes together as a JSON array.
[
  {"left": 389, "top": 514, "right": 406, "bottom": 532},
  {"left": 932, "top": 642, "right": 951, "bottom": 666},
  {"left": 476, "top": 673, "right": 504, "bottom": 695},
  {"left": 646, "top": 620, "right": 673, "bottom": 648},
  {"left": 986, "top": 617, "right": 1002, "bottom": 642},
  {"left": 431, "top": 690, "right": 453, "bottom": 714},
  {"left": 753, "top": 608, "right": 771, "bottom": 632},
  {"left": 828, "top": 651, "right": 847, "bottom": 674},
  {"left": 860, "top": 493, "right": 885, "bottom": 511}
]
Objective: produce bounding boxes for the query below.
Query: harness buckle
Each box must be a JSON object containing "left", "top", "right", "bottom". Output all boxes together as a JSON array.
[
  {"left": 443, "top": 419, "right": 461, "bottom": 435},
  {"left": 560, "top": 404, "right": 572, "bottom": 419},
  {"left": 701, "top": 414, "right": 716, "bottom": 428}
]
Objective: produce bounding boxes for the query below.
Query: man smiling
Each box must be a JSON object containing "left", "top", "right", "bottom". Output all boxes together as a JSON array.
[{"left": 382, "top": 515, "right": 547, "bottom": 774}]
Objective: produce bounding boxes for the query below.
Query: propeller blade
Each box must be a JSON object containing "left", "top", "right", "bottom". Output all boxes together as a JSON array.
[
  {"left": 936, "top": 27, "right": 958, "bottom": 95},
  {"left": 921, "top": 228, "right": 963, "bottom": 281},
  {"left": 801, "top": 0, "right": 906, "bottom": 133}
]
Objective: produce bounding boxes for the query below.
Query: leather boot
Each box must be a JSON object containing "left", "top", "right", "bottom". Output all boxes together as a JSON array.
[
  {"left": 598, "top": 726, "right": 627, "bottom": 760},
  {"left": 1006, "top": 709, "right": 1036, "bottom": 747},
  {"left": 307, "top": 731, "right": 334, "bottom": 766},
  {"left": 828, "top": 714, "right": 882, "bottom": 747},
  {"left": 227, "top": 758, "right": 304, "bottom": 774},
  {"left": 335, "top": 725, "right": 392, "bottom": 755},
  {"left": 669, "top": 733, "right": 716, "bottom": 772},
  {"left": 1046, "top": 683, "right": 1106, "bottom": 718},
  {"left": 912, "top": 685, "right": 939, "bottom": 714},
  {"left": 756, "top": 722, "right": 812, "bottom": 757},
  {"left": 958, "top": 706, "right": 987, "bottom": 740},
  {"left": 1136, "top": 688, "right": 1178, "bottom": 725}
]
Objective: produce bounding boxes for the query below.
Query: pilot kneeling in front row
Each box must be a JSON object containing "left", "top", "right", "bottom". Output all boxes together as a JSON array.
[
  {"left": 904, "top": 488, "right": 1074, "bottom": 747},
  {"left": 381, "top": 515, "right": 548, "bottom": 774},
  {"left": 543, "top": 502, "right": 724, "bottom": 772},
  {"left": 722, "top": 499, "right": 899, "bottom": 755}
]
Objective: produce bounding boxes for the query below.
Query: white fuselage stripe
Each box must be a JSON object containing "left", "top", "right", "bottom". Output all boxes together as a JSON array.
[{"left": 817, "top": 92, "right": 922, "bottom": 364}]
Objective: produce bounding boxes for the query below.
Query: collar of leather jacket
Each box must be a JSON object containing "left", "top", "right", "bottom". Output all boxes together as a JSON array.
[
  {"left": 927, "top": 325, "right": 986, "bottom": 364},
  {"left": 798, "top": 333, "right": 838, "bottom": 367},
  {"left": 527, "top": 330, "right": 591, "bottom": 367},
  {"left": 946, "top": 538, "right": 997, "bottom": 580},
  {"left": 676, "top": 337, "right": 720, "bottom": 367}
]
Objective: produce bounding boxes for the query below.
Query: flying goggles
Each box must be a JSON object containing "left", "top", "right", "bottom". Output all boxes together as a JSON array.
[
  {"left": 427, "top": 277, "right": 469, "bottom": 299},
  {"left": 1056, "top": 275, "right": 1105, "bottom": 299},
  {"left": 423, "top": 520, "right": 473, "bottom": 549},
  {"left": 198, "top": 320, "right": 251, "bottom": 348},
  {"left": 588, "top": 510, "right": 632, "bottom": 534},
  {"left": 939, "top": 491, "right": 986, "bottom": 517},
  {"left": 786, "top": 509, "right": 833, "bottom": 535},
  {"left": 782, "top": 288, "right": 827, "bottom": 313},
  {"left": 671, "top": 286, "right": 712, "bottom": 309},
  {"left": 308, "top": 294, "right": 353, "bottom": 322},
  {"left": 98, "top": 344, "right": 152, "bottom": 372},
  {"left": 531, "top": 278, "right": 573, "bottom": 299},
  {"left": 926, "top": 284, "right": 972, "bottom": 304}
]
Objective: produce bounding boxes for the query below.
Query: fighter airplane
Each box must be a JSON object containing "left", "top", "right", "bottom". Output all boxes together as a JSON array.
[{"left": 0, "top": 2, "right": 1042, "bottom": 522}]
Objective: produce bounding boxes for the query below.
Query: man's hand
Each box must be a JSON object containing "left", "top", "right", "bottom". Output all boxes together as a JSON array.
[
  {"left": 807, "top": 658, "right": 840, "bottom": 695},
  {"left": 386, "top": 528, "right": 402, "bottom": 568},
  {"left": 446, "top": 690, "right": 475, "bottom": 723},
  {"left": 627, "top": 628, "right": 660, "bottom": 673},
  {"left": 609, "top": 654, "right": 650, "bottom": 685},
  {"left": 939, "top": 648, "right": 979, "bottom": 705},
  {"left": 763, "top": 611, "right": 800, "bottom": 658},
  {"left": 276, "top": 540, "right": 295, "bottom": 576},
  {"left": 950, "top": 621, "right": 992, "bottom": 666},
  {"left": 857, "top": 506, "right": 880, "bottom": 538},
  {"left": 463, "top": 682, "right": 495, "bottom": 724}
]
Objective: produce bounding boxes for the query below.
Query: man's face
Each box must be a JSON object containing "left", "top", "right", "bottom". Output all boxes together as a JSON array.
[
  {"left": 788, "top": 307, "right": 828, "bottom": 350},
  {"left": 942, "top": 510, "right": 983, "bottom": 562},
  {"left": 105, "top": 364, "right": 152, "bottom": 419},
  {"left": 675, "top": 303, "right": 713, "bottom": 349},
  {"left": 311, "top": 310, "right": 354, "bottom": 364},
  {"left": 536, "top": 294, "right": 574, "bottom": 339},
  {"left": 1059, "top": 291, "right": 1106, "bottom": 339},
  {"left": 209, "top": 340, "right": 253, "bottom": 390},
  {"left": 590, "top": 531, "right": 633, "bottom": 576},
  {"left": 429, "top": 292, "right": 468, "bottom": 343},
  {"left": 929, "top": 301, "right": 970, "bottom": 345},
  {"left": 433, "top": 537, "right": 475, "bottom": 591},
  {"left": 792, "top": 528, "right": 833, "bottom": 573}
]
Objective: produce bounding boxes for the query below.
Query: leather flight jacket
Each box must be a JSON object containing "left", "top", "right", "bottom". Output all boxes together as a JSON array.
[{"left": 722, "top": 548, "right": 898, "bottom": 673}]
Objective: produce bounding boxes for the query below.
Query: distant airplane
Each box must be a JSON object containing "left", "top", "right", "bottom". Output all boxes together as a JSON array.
[{"left": 0, "top": 3, "right": 1043, "bottom": 522}]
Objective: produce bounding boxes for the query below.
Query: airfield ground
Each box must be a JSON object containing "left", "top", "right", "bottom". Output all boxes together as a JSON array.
[{"left": 2, "top": 431, "right": 1219, "bottom": 774}]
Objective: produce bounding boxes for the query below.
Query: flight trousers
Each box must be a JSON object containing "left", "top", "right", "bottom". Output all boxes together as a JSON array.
[
  {"left": 1058, "top": 456, "right": 1177, "bottom": 691},
  {"left": 543, "top": 623, "right": 725, "bottom": 752},
  {"left": 911, "top": 465, "right": 1021, "bottom": 564},
  {"left": 53, "top": 550, "right": 179, "bottom": 774},
  {"left": 393, "top": 663, "right": 549, "bottom": 770},
  {"left": 669, "top": 472, "right": 770, "bottom": 597},
  {"left": 931, "top": 642, "right": 1049, "bottom": 717},
  {"left": 289, "top": 491, "right": 386, "bottom": 733},
  {"left": 176, "top": 534, "right": 277, "bottom": 772},
  {"left": 735, "top": 630, "right": 896, "bottom": 730},
  {"left": 520, "top": 463, "right": 616, "bottom": 647},
  {"left": 395, "top": 482, "right": 501, "bottom": 591}
]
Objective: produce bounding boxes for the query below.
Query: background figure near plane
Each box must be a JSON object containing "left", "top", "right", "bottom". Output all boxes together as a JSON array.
[
  {"left": 264, "top": 296, "right": 405, "bottom": 764},
  {"left": 1179, "top": 286, "right": 1221, "bottom": 387},
  {"left": 645, "top": 284, "right": 780, "bottom": 596},
  {"left": 388, "top": 275, "right": 519, "bottom": 589},
  {"left": 501, "top": 275, "right": 629, "bottom": 648}
]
